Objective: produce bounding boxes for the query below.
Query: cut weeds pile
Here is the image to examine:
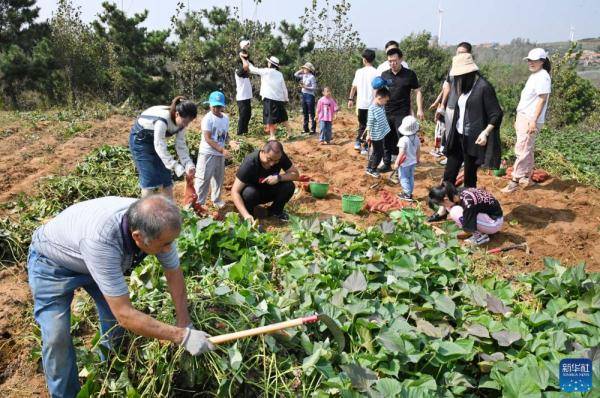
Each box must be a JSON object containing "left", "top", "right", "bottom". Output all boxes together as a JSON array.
[{"left": 75, "top": 211, "right": 599, "bottom": 397}]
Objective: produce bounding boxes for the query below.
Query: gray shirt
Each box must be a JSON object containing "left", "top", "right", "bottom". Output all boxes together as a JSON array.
[
  {"left": 294, "top": 71, "right": 317, "bottom": 96},
  {"left": 31, "top": 197, "right": 179, "bottom": 297}
]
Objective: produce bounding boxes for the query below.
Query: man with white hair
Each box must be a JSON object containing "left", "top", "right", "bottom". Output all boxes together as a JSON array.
[{"left": 28, "top": 195, "right": 213, "bottom": 397}]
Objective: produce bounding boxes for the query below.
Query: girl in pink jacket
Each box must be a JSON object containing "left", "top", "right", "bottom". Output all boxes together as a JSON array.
[{"left": 316, "top": 87, "right": 339, "bottom": 144}]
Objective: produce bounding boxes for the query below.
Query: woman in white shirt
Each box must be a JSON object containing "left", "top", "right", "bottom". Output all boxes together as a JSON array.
[
  {"left": 129, "top": 96, "right": 197, "bottom": 198},
  {"left": 502, "top": 48, "right": 551, "bottom": 193},
  {"left": 240, "top": 54, "right": 289, "bottom": 140}
]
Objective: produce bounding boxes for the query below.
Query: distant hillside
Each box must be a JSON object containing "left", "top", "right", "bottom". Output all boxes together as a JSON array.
[{"left": 465, "top": 37, "right": 600, "bottom": 87}]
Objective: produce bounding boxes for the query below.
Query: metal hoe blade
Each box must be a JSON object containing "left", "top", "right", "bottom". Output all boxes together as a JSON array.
[{"left": 317, "top": 314, "right": 346, "bottom": 350}]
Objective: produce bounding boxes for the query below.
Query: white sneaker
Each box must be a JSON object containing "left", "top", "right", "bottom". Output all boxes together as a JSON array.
[
  {"left": 213, "top": 200, "right": 226, "bottom": 209},
  {"left": 519, "top": 177, "right": 533, "bottom": 187},
  {"left": 439, "top": 158, "right": 447, "bottom": 165},
  {"left": 429, "top": 149, "right": 442, "bottom": 157},
  {"left": 501, "top": 180, "right": 519, "bottom": 193},
  {"left": 465, "top": 232, "right": 490, "bottom": 246},
  {"left": 360, "top": 149, "right": 368, "bottom": 156}
]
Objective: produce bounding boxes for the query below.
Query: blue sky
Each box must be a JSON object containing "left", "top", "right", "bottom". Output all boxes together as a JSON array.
[{"left": 35, "top": 0, "right": 600, "bottom": 47}]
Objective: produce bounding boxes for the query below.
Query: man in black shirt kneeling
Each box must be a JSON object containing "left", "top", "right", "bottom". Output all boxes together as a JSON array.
[{"left": 232, "top": 140, "right": 299, "bottom": 222}]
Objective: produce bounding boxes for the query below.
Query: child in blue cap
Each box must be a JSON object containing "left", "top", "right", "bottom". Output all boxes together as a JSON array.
[{"left": 194, "top": 91, "right": 230, "bottom": 209}]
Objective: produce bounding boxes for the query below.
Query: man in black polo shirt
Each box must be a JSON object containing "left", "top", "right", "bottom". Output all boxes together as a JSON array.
[
  {"left": 379, "top": 48, "right": 424, "bottom": 172},
  {"left": 232, "top": 140, "right": 299, "bottom": 222}
]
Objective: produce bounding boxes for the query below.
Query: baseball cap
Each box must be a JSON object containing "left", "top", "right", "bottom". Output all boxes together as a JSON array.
[
  {"left": 205, "top": 91, "right": 226, "bottom": 107},
  {"left": 524, "top": 48, "right": 548, "bottom": 61},
  {"left": 371, "top": 76, "right": 386, "bottom": 89}
]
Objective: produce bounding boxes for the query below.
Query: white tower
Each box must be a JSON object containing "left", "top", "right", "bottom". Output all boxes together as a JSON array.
[{"left": 569, "top": 25, "right": 575, "bottom": 42}]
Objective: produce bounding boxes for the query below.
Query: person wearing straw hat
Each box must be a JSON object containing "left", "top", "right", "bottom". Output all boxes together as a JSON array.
[
  {"left": 235, "top": 39, "right": 253, "bottom": 136},
  {"left": 502, "top": 48, "right": 552, "bottom": 193},
  {"left": 394, "top": 115, "right": 421, "bottom": 201},
  {"left": 429, "top": 52, "right": 503, "bottom": 222},
  {"left": 194, "top": 91, "right": 230, "bottom": 209},
  {"left": 240, "top": 54, "right": 289, "bottom": 140},
  {"left": 294, "top": 62, "right": 318, "bottom": 134}
]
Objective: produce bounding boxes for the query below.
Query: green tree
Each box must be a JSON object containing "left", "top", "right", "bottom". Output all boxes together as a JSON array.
[
  {"left": 0, "top": 0, "right": 51, "bottom": 107},
  {"left": 547, "top": 44, "right": 600, "bottom": 127},
  {"left": 172, "top": 5, "right": 312, "bottom": 102},
  {"left": 398, "top": 31, "right": 452, "bottom": 110},
  {"left": 49, "top": 0, "right": 106, "bottom": 106},
  {"left": 92, "top": 1, "right": 172, "bottom": 104},
  {"left": 299, "top": 0, "right": 361, "bottom": 101}
]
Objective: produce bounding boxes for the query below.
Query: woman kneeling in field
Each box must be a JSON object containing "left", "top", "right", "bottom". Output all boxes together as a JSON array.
[{"left": 428, "top": 182, "right": 503, "bottom": 246}]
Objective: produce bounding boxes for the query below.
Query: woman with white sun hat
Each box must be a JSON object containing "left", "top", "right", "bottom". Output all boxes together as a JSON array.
[{"left": 502, "top": 48, "right": 552, "bottom": 193}]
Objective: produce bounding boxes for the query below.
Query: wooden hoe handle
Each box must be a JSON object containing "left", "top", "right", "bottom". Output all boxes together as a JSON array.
[{"left": 208, "top": 315, "right": 318, "bottom": 345}]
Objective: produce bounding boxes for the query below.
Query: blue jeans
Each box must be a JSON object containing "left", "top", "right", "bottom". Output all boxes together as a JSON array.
[
  {"left": 28, "top": 247, "right": 124, "bottom": 398},
  {"left": 400, "top": 164, "right": 416, "bottom": 195},
  {"left": 319, "top": 121, "right": 332, "bottom": 142},
  {"left": 129, "top": 124, "right": 173, "bottom": 189},
  {"left": 301, "top": 93, "right": 316, "bottom": 132}
]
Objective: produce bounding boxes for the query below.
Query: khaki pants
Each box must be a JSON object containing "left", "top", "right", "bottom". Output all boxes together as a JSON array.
[
  {"left": 512, "top": 113, "right": 543, "bottom": 181},
  {"left": 194, "top": 153, "right": 225, "bottom": 205}
]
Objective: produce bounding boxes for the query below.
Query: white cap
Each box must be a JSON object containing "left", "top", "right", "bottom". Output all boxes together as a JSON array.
[
  {"left": 524, "top": 48, "right": 548, "bottom": 61},
  {"left": 239, "top": 40, "right": 251, "bottom": 50},
  {"left": 266, "top": 56, "right": 280, "bottom": 67}
]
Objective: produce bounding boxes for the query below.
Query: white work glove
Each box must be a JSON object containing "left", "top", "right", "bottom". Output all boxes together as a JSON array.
[
  {"left": 174, "top": 163, "right": 185, "bottom": 178},
  {"left": 475, "top": 131, "right": 488, "bottom": 146},
  {"left": 181, "top": 327, "right": 215, "bottom": 355}
]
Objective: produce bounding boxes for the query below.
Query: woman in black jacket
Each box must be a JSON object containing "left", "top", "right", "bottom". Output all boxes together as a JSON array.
[{"left": 430, "top": 53, "right": 503, "bottom": 222}]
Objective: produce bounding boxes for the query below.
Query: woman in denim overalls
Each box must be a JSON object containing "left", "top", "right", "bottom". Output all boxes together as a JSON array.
[{"left": 129, "top": 96, "right": 198, "bottom": 198}]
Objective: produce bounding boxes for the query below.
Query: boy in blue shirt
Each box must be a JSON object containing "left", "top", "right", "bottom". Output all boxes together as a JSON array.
[
  {"left": 195, "top": 91, "right": 230, "bottom": 208},
  {"left": 365, "top": 87, "right": 391, "bottom": 178}
]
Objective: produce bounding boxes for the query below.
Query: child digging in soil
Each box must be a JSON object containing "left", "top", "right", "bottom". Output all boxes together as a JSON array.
[
  {"left": 394, "top": 115, "right": 421, "bottom": 201},
  {"left": 194, "top": 91, "right": 230, "bottom": 209},
  {"left": 365, "top": 87, "right": 391, "bottom": 178},
  {"left": 316, "top": 87, "right": 339, "bottom": 144},
  {"left": 428, "top": 182, "right": 504, "bottom": 246}
]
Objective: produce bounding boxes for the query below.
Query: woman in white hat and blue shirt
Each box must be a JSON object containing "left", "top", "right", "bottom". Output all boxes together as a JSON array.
[
  {"left": 502, "top": 48, "right": 551, "bottom": 193},
  {"left": 129, "top": 96, "right": 198, "bottom": 198},
  {"left": 240, "top": 54, "right": 289, "bottom": 140}
]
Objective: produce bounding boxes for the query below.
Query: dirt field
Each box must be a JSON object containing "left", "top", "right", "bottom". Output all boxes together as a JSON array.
[{"left": 0, "top": 109, "right": 598, "bottom": 396}]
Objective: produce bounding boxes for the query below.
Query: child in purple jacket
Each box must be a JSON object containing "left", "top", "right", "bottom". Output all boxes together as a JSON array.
[{"left": 316, "top": 87, "right": 339, "bottom": 144}]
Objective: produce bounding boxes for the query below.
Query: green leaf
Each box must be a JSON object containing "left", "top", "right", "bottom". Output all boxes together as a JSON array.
[
  {"left": 340, "top": 363, "right": 377, "bottom": 392},
  {"left": 374, "top": 378, "right": 402, "bottom": 397},
  {"left": 491, "top": 330, "right": 521, "bottom": 347},
  {"left": 502, "top": 366, "right": 542, "bottom": 398},
  {"left": 466, "top": 323, "right": 490, "bottom": 339},
  {"left": 214, "top": 285, "right": 231, "bottom": 296},
  {"left": 301, "top": 346, "right": 322, "bottom": 376},
  {"left": 416, "top": 318, "right": 444, "bottom": 338},
  {"left": 434, "top": 293, "right": 456, "bottom": 318},
  {"left": 342, "top": 270, "right": 367, "bottom": 292},
  {"left": 228, "top": 343, "right": 242, "bottom": 371},
  {"left": 436, "top": 339, "right": 475, "bottom": 362},
  {"left": 486, "top": 294, "right": 511, "bottom": 315}
]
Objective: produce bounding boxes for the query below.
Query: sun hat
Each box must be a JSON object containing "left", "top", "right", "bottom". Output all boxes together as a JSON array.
[
  {"left": 371, "top": 76, "right": 387, "bottom": 89},
  {"left": 449, "top": 53, "right": 479, "bottom": 77},
  {"left": 302, "top": 62, "right": 315, "bottom": 73},
  {"left": 239, "top": 39, "right": 251, "bottom": 50},
  {"left": 266, "top": 56, "right": 280, "bottom": 67},
  {"left": 398, "top": 115, "right": 419, "bottom": 136},
  {"left": 523, "top": 48, "right": 548, "bottom": 61},
  {"left": 205, "top": 91, "right": 226, "bottom": 107}
]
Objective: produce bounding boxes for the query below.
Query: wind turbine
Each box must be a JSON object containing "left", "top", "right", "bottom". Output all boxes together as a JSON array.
[
  {"left": 437, "top": 2, "right": 444, "bottom": 46},
  {"left": 569, "top": 25, "right": 575, "bottom": 42}
]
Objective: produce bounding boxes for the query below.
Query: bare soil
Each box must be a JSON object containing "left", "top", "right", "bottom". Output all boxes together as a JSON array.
[{"left": 0, "top": 109, "right": 598, "bottom": 396}]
